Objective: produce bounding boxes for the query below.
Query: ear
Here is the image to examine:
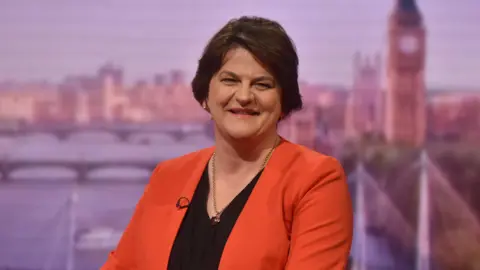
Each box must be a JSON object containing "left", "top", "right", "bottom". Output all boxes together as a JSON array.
[{"left": 202, "top": 100, "right": 210, "bottom": 112}]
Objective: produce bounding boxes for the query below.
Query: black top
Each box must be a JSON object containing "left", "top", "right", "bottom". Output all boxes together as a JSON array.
[{"left": 167, "top": 165, "right": 262, "bottom": 270}]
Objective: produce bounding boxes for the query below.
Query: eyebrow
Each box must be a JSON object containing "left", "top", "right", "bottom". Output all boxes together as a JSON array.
[{"left": 219, "top": 70, "right": 275, "bottom": 83}]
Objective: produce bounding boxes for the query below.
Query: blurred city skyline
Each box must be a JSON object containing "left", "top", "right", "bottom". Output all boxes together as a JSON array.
[{"left": 1, "top": 0, "right": 480, "bottom": 89}]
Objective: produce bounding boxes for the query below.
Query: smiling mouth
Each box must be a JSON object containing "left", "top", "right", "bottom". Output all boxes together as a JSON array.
[{"left": 228, "top": 108, "right": 260, "bottom": 116}]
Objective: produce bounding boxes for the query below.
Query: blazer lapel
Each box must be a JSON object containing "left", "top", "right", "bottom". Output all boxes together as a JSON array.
[
  {"left": 219, "top": 138, "right": 296, "bottom": 269},
  {"left": 154, "top": 147, "right": 214, "bottom": 269}
]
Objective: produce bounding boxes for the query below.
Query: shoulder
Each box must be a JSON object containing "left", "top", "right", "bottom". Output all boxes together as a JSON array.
[
  {"left": 281, "top": 141, "right": 344, "bottom": 179},
  {"left": 276, "top": 141, "right": 346, "bottom": 201}
]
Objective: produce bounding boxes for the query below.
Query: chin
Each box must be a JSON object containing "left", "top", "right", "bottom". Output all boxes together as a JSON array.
[
  {"left": 221, "top": 123, "right": 262, "bottom": 141},
  {"left": 225, "top": 128, "right": 260, "bottom": 140}
]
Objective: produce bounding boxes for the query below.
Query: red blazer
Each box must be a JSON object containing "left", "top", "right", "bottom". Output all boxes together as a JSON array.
[{"left": 101, "top": 138, "right": 353, "bottom": 270}]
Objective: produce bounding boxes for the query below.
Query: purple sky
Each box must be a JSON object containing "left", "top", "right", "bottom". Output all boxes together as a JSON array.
[{"left": 1, "top": 0, "right": 480, "bottom": 89}]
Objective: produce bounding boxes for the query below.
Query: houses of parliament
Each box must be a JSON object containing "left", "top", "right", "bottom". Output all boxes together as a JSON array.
[
  {"left": 341, "top": 0, "right": 478, "bottom": 149},
  {"left": 345, "top": 0, "right": 426, "bottom": 147},
  {"left": 286, "top": 0, "right": 479, "bottom": 150}
]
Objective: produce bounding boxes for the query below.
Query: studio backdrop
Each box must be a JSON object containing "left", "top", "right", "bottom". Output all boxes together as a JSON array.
[{"left": 0, "top": 1, "right": 479, "bottom": 269}]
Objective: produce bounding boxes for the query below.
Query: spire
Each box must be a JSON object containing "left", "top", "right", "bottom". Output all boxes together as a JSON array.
[
  {"left": 396, "top": 0, "right": 419, "bottom": 12},
  {"left": 391, "top": 0, "right": 423, "bottom": 27}
]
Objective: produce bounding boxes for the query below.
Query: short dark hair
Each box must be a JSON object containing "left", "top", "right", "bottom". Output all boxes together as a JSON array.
[{"left": 191, "top": 16, "right": 303, "bottom": 118}]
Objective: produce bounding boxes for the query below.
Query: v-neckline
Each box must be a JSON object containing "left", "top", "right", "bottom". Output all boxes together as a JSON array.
[{"left": 202, "top": 166, "right": 264, "bottom": 225}]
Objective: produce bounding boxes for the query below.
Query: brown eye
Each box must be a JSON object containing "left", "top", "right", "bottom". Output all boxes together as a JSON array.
[
  {"left": 221, "top": 78, "right": 237, "bottom": 85},
  {"left": 255, "top": 83, "right": 272, "bottom": 90}
]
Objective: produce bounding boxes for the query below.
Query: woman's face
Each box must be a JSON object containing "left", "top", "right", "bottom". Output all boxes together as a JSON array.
[{"left": 204, "top": 47, "right": 282, "bottom": 141}]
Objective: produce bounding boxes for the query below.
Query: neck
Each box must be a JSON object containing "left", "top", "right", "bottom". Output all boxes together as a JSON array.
[{"left": 213, "top": 129, "right": 279, "bottom": 175}]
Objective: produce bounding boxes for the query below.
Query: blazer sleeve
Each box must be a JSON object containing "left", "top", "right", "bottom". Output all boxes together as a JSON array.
[
  {"left": 285, "top": 156, "right": 353, "bottom": 270},
  {"left": 100, "top": 164, "right": 162, "bottom": 270}
]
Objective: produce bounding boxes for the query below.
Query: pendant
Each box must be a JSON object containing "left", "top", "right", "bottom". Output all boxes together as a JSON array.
[{"left": 211, "top": 215, "right": 221, "bottom": 225}]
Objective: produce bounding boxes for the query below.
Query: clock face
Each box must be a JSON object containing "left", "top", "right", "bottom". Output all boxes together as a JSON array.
[{"left": 398, "top": 35, "right": 419, "bottom": 54}]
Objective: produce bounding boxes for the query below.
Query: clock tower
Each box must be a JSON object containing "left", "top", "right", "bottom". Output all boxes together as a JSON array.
[{"left": 385, "top": 0, "right": 427, "bottom": 147}]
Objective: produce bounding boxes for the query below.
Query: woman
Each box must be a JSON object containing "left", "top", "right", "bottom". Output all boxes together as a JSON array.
[{"left": 102, "top": 16, "right": 353, "bottom": 270}]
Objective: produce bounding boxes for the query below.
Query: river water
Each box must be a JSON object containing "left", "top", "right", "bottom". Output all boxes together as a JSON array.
[{"left": 0, "top": 131, "right": 213, "bottom": 270}]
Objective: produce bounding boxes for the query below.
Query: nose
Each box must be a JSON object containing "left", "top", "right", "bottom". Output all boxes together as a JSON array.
[{"left": 234, "top": 83, "right": 254, "bottom": 105}]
